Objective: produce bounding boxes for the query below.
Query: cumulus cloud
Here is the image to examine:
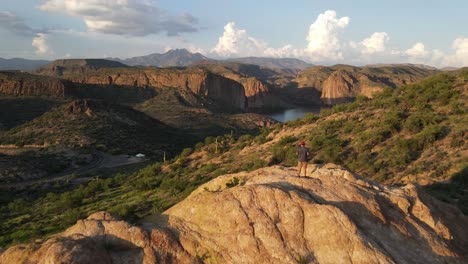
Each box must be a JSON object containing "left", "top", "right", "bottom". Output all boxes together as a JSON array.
[
  {"left": 0, "top": 11, "right": 38, "bottom": 36},
  {"left": 405, "top": 42, "right": 427, "bottom": 58},
  {"left": 452, "top": 38, "right": 468, "bottom": 58},
  {"left": 359, "top": 32, "right": 389, "bottom": 54},
  {"left": 211, "top": 22, "right": 268, "bottom": 57},
  {"left": 38, "top": 0, "right": 198, "bottom": 36},
  {"left": 434, "top": 38, "right": 468, "bottom": 67},
  {"left": 32, "top": 33, "right": 53, "bottom": 55},
  {"left": 211, "top": 10, "right": 350, "bottom": 61},
  {"left": 304, "top": 10, "right": 349, "bottom": 61}
]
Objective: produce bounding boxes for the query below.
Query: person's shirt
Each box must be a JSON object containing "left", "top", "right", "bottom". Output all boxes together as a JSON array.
[{"left": 297, "top": 145, "right": 309, "bottom": 162}]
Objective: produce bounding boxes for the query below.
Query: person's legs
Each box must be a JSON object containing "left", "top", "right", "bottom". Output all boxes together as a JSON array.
[
  {"left": 297, "top": 161, "right": 302, "bottom": 176},
  {"left": 303, "top": 163, "right": 308, "bottom": 177}
]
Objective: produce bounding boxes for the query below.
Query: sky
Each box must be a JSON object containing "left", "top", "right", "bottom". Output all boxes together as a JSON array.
[{"left": 0, "top": 0, "right": 467, "bottom": 67}]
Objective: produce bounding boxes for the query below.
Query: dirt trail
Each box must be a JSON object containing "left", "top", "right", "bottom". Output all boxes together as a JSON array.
[{"left": 0, "top": 152, "right": 146, "bottom": 189}]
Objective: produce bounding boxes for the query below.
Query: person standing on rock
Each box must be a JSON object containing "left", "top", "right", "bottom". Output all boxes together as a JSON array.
[{"left": 297, "top": 141, "right": 310, "bottom": 177}]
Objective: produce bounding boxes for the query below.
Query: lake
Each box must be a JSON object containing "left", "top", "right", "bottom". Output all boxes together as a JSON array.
[{"left": 265, "top": 106, "right": 323, "bottom": 122}]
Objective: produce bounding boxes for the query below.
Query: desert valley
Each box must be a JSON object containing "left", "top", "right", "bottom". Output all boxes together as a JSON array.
[{"left": 0, "top": 1, "right": 467, "bottom": 263}]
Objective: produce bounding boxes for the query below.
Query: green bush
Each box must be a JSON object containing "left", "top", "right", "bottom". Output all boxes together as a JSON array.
[
  {"left": 239, "top": 159, "right": 267, "bottom": 171},
  {"left": 110, "top": 203, "right": 135, "bottom": 219},
  {"left": 237, "top": 134, "right": 253, "bottom": 142},
  {"left": 226, "top": 177, "right": 240, "bottom": 188},
  {"left": 195, "top": 142, "right": 204, "bottom": 150},
  {"left": 204, "top": 136, "right": 215, "bottom": 145},
  {"left": 180, "top": 147, "right": 193, "bottom": 157}
]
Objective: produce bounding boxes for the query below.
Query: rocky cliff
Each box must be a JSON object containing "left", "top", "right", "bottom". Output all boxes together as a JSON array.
[
  {"left": 2, "top": 164, "right": 466, "bottom": 263},
  {"left": 37, "top": 60, "right": 248, "bottom": 111},
  {"left": 192, "top": 62, "right": 288, "bottom": 110},
  {"left": 0, "top": 71, "right": 74, "bottom": 98},
  {"left": 295, "top": 65, "right": 437, "bottom": 105}
]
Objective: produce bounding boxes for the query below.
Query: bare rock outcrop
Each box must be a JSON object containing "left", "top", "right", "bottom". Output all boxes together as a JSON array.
[
  {"left": 2, "top": 165, "right": 467, "bottom": 263},
  {"left": 320, "top": 71, "right": 356, "bottom": 105},
  {"left": 240, "top": 77, "right": 284, "bottom": 110}
]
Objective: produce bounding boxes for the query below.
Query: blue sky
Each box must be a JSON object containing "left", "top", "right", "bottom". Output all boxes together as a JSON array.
[{"left": 0, "top": 0, "right": 467, "bottom": 67}]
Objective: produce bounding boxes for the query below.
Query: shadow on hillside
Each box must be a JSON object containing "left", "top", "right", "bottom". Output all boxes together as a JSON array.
[
  {"left": 425, "top": 166, "right": 468, "bottom": 215},
  {"left": 70, "top": 83, "right": 157, "bottom": 105}
]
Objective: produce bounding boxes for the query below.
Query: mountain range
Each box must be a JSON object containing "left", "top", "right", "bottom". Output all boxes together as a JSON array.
[
  {"left": 1, "top": 49, "right": 456, "bottom": 72},
  {"left": 0, "top": 58, "right": 49, "bottom": 71}
]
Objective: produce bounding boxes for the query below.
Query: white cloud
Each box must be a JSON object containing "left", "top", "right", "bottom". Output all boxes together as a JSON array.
[
  {"left": 32, "top": 33, "right": 53, "bottom": 55},
  {"left": 452, "top": 38, "right": 468, "bottom": 59},
  {"left": 435, "top": 38, "right": 468, "bottom": 67},
  {"left": 264, "top": 44, "right": 302, "bottom": 58},
  {"left": 304, "top": 10, "right": 350, "bottom": 61},
  {"left": 38, "top": 0, "right": 198, "bottom": 36},
  {"left": 211, "top": 22, "right": 268, "bottom": 57},
  {"left": 360, "top": 32, "right": 389, "bottom": 54},
  {"left": 405, "top": 42, "right": 427, "bottom": 58},
  {"left": 211, "top": 10, "right": 350, "bottom": 61}
]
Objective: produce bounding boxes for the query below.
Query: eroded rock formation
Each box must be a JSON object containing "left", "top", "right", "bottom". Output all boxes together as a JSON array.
[{"left": 2, "top": 164, "right": 466, "bottom": 264}]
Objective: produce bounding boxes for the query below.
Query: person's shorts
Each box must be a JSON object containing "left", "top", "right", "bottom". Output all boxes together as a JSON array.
[{"left": 298, "top": 161, "right": 307, "bottom": 166}]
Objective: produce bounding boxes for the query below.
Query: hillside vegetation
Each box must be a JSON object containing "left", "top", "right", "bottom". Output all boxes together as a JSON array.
[
  {"left": 0, "top": 99, "right": 196, "bottom": 156},
  {"left": 0, "top": 69, "right": 466, "bottom": 248}
]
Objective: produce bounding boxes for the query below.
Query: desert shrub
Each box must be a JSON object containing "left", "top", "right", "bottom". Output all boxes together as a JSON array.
[
  {"left": 450, "top": 100, "right": 464, "bottom": 115},
  {"left": 53, "top": 194, "right": 79, "bottom": 211},
  {"left": 383, "top": 111, "right": 405, "bottom": 132},
  {"left": 270, "top": 140, "right": 299, "bottom": 167},
  {"left": 303, "top": 113, "right": 320, "bottom": 123},
  {"left": 403, "top": 111, "right": 442, "bottom": 133},
  {"left": 138, "top": 162, "right": 161, "bottom": 177},
  {"left": 110, "top": 203, "right": 135, "bottom": 219},
  {"left": 195, "top": 142, "right": 204, "bottom": 150},
  {"left": 198, "top": 163, "right": 218, "bottom": 175},
  {"left": 239, "top": 159, "right": 267, "bottom": 171},
  {"left": 133, "top": 176, "right": 162, "bottom": 191},
  {"left": 180, "top": 147, "right": 193, "bottom": 157},
  {"left": 414, "top": 124, "right": 445, "bottom": 148},
  {"left": 237, "top": 134, "right": 253, "bottom": 142},
  {"left": 278, "top": 136, "right": 298, "bottom": 145},
  {"left": 62, "top": 208, "right": 83, "bottom": 226},
  {"left": 204, "top": 136, "right": 215, "bottom": 145},
  {"left": 450, "top": 130, "right": 466, "bottom": 148},
  {"left": 254, "top": 134, "right": 271, "bottom": 144},
  {"left": 226, "top": 177, "right": 240, "bottom": 188},
  {"left": 7, "top": 199, "right": 27, "bottom": 213},
  {"left": 161, "top": 176, "right": 190, "bottom": 194}
]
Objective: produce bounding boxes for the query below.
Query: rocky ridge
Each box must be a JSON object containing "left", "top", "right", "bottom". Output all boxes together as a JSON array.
[
  {"left": 36, "top": 62, "right": 248, "bottom": 111},
  {"left": 35, "top": 59, "right": 128, "bottom": 77},
  {"left": 0, "top": 71, "right": 74, "bottom": 98},
  {"left": 2, "top": 164, "right": 466, "bottom": 263},
  {"left": 295, "top": 65, "right": 438, "bottom": 105}
]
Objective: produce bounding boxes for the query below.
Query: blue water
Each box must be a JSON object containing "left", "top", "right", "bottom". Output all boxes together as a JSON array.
[{"left": 266, "top": 107, "right": 322, "bottom": 122}]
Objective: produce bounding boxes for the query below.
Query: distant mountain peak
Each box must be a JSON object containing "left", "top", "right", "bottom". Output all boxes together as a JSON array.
[{"left": 112, "top": 49, "right": 208, "bottom": 67}]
